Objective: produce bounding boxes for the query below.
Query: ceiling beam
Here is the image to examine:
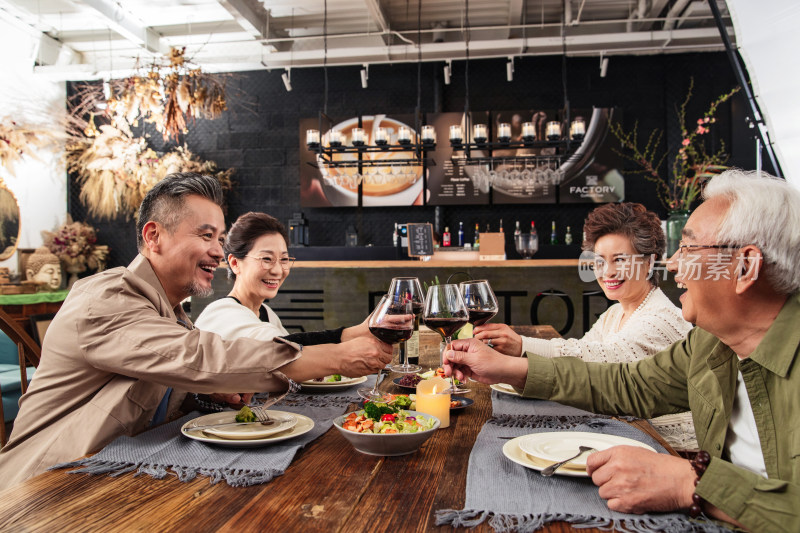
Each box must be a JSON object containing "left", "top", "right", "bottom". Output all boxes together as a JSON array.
[
  {"left": 216, "top": 0, "right": 291, "bottom": 52},
  {"left": 0, "top": 1, "right": 84, "bottom": 66},
  {"left": 507, "top": 0, "right": 523, "bottom": 39},
  {"left": 364, "top": 0, "right": 395, "bottom": 47},
  {"left": 80, "top": 0, "right": 162, "bottom": 54}
]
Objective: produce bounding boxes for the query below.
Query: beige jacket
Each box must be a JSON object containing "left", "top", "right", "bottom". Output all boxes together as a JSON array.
[{"left": 0, "top": 255, "right": 301, "bottom": 489}]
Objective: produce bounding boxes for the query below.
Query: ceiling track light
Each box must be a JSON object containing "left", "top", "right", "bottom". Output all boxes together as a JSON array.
[
  {"left": 282, "top": 69, "right": 292, "bottom": 91},
  {"left": 444, "top": 60, "right": 452, "bottom": 85},
  {"left": 599, "top": 55, "right": 609, "bottom": 78},
  {"left": 506, "top": 56, "right": 514, "bottom": 82},
  {"left": 360, "top": 64, "right": 369, "bottom": 89}
]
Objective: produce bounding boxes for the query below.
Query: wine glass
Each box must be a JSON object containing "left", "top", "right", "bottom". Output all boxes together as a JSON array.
[
  {"left": 358, "top": 294, "right": 413, "bottom": 401},
  {"left": 423, "top": 284, "right": 469, "bottom": 394},
  {"left": 459, "top": 280, "right": 499, "bottom": 329},
  {"left": 388, "top": 277, "right": 424, "bottom": 373}
]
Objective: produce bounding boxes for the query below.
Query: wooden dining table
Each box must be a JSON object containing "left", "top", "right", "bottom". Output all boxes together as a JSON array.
[{"left": 0, "top": 325, "right": 676, "bottom": 532}]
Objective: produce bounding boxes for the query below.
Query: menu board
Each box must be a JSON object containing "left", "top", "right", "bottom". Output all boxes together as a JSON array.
[
  {"left": 425, "top": 112, "right": 491, "bottom": 205},
  {"left": 407, "top": 223, "right": 434, "bottom": 257}
]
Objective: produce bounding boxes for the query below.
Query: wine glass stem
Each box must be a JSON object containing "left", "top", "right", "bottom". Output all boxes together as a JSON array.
[
  {"left": 372, "top": 369, "right": 382, "bottom": 395},
  {"left": 399, "top": 340, "right": 407, "bottom": 369}
]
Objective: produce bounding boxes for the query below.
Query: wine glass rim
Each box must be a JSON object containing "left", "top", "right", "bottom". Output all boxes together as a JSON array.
[{"left": 459, "top": 279, "right": 489, "bottom": 285}]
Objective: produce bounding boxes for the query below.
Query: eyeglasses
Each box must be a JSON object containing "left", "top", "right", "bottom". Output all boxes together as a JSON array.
[
  {"left": 676, "top": 242, "right": 738, "bottom": 258},
  {"left": 245, "top": 255, "right": 295, "bottom": 270}
]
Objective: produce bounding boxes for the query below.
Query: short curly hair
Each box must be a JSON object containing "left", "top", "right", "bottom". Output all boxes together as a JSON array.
[{"left": 582, "top": 203, "right": 665, "bottom": 286}]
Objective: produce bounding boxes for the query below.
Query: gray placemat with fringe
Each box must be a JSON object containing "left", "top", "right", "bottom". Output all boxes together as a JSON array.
[
  {"left": 434, "top": 390, "right": 731, "bottom": 533},
  {"left": 49, "top": 375, "right": 377, "bottom": 487}
]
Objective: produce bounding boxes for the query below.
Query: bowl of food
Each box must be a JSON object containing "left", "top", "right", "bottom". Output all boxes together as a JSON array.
[{"left": 333, "top": 399, "right": 439, "bottom": 456}]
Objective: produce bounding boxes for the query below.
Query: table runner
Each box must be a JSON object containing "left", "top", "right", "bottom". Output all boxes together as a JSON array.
[
  {"left": 435, "top": 390, "right": 732, "bottom": 533},
  {"left": 49, "top": 376, "right": 376, "bottom": 487}
]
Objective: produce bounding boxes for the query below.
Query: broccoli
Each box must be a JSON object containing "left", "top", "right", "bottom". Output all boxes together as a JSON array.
[
  {"left": 392, "top": 395, "right": 412, "bottom": 409},
  {"left": 234, "top": 405, "right": 257, "bottom": 423},
  {"left": 325, "top": 374, "right": 342, "bottom": 382},
  {"left": 363, "top": 401, "right": 396, "bottom": 421}
]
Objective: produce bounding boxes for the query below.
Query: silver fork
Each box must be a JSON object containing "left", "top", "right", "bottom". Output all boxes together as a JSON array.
[
  {"left": 540, "top": 446, "right": 595, "bottom": 476},
  {"left": 250, "top": 379, "right": 301, "bottom": 425}
]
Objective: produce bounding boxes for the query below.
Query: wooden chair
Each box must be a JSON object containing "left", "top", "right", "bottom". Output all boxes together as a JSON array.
[{"left": 0, "top": 307, "right": 41, "bottom": 446}]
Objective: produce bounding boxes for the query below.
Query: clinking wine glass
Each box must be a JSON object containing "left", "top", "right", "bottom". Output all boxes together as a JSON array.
[
  {"left": 387, "top": 277, "right": 424, "bottom": 373},
  {"left": 358, "top": 294, "right": 413, "bottom": 401},
  {"left": 423, "top": 284, "right": 470, "bottom": 394},
  {"left": 459, "top": 280, "right": 499, "bottom": 329}
]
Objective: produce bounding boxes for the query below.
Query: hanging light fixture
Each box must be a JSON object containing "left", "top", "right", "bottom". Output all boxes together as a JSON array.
[
  {"left": 600, "top": 53, "right": 609, "bottom": 78},
  {"left": 443, "top": 60, "right": 452, "bottom": 85},
  {"left": 506, "top": 56, "right": 514, "bottom": 82},
  {"left": 360, "top": 64, "right": 369, "bottom": 89},
  {"left": 281, "top": 69, "right": 292, "bottom": 91}
]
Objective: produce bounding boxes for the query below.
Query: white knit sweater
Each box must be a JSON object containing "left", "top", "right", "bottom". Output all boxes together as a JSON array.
[
  {"left": 194, "top": 298, "right": 289, "bottom": 341},
  {"left": 521, "top": 287, "right": 698, "bottom": 451}
]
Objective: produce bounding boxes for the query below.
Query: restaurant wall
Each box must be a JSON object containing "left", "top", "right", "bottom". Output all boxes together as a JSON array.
[
  {"left": 0, "top": 17, "right": 67, "bottom": 275},
  {"left": 68, "top": 52, "right": 754, "bottom": 270}
]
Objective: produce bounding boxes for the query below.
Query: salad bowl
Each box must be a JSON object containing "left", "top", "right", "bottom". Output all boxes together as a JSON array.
[{"left": 333, "top": 409, "right": 440, "bottom": 456}]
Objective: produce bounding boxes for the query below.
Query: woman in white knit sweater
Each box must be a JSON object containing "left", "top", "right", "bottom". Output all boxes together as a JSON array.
[{"left": 475, "top": 203, "right": 697, "bottom": 450}]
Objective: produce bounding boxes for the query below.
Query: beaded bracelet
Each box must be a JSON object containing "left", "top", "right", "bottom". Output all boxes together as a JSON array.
[{"left": 689, "top": 450, "right": 711, "bottom": 518}]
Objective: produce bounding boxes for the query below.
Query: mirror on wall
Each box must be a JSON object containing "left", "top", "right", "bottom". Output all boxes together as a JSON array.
[{"left": 0, "top": 179, "right": 20, "bottom": 261}]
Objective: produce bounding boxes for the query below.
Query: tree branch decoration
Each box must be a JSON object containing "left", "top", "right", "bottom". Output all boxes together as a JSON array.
[{"left": 609, "top": 79, "right": 740, "bottom": 212}]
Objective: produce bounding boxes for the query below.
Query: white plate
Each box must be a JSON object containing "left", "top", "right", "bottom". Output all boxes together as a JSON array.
[
  {"left": 518, "top": 431, "right": 656, "bottom": 468},
  {"left": 201, "top": 411, "right": 298, "bottom": 440},
  {"left": 300, "top": 375, "right": 368, "bottom": 390},
  {"left": 181, "top": 411, "right": 314, "bottom": 448},
  {"left": 502, "top": 436, "right": 589, "bottom": 478},
  {"left": 490, "top": 383, "right": 521, "bottom": 396}
]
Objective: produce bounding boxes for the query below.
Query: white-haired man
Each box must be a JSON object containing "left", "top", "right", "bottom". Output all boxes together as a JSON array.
[{"left": 445, "top": 170, "right": 800, "bottom": 531}]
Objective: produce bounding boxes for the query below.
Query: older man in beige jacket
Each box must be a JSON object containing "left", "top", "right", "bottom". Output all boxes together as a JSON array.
[{"left": 0, "top": 173, "right": 391, "bottom": 489}]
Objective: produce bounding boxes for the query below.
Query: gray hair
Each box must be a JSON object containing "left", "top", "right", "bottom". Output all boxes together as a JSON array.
[
  {"left": 136, "top": 172, "right": 224, "bottom": 250},
  {"left": 704, "top": 169, "right": 800, "bottom": 294}
]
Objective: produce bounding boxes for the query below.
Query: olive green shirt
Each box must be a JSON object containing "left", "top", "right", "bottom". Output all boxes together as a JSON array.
[{"left": 521, "top": 293, "right": 800, "bottom": 532}]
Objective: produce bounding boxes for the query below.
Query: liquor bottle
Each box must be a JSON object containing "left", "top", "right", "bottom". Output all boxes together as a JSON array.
[
  {"left": 392, "top": 223, "right": 399, "bottom": 247},
  {"left": 530, "top": 221, "right": 537, "bottom": 237},
  {"left": 550, "top": 221, "right": 558, "bottom": 245},
  {"left": 499, "top": 219, "right": 504, "bottom": 233},
  {"left": 457, "top": 222, "right": 464, "bottom": 247},
  {"left": 474, "top": 223, "right": 480, "bottom": 247},
  {"left": 565, "top": 226, "right": 573, "bottom": 245},
  {"left": 406, "top": 310, "right": 421, "bottom": 366},
  {"left": 514, "top": 221, "right": 521, "bottom": 237},
  {"left": 485, "top": 223, "right": 490, "bottom": 232},
  {"left": 443, "top": 226, "right": 451, "bottom": 247}
]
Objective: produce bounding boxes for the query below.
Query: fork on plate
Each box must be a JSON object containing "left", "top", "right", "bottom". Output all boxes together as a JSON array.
[{"left": 248, "top": 379, "right": 301, "bottom": 425}]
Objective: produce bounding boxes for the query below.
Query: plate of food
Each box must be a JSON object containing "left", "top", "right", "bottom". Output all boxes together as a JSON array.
[
  {"left": 300, "top": 375, "right": 368, "bottom": 390},
  {"left": 449, "top": 397, "right": 473, "bottom": 410},
  {"left": 393, "top": 369, "right": 462, "bottom": 390},
  {"left": 490, "top": 383, "right": 522, "bottom": 396},
  {"left": 333, "top": 400, "right": 439, "bottom": 456},
  {"left": 181, "top": 409, "right": 314, "bottom": 447}
]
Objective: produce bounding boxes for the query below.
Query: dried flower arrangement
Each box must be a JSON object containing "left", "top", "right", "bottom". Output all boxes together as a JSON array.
[
  {"left": 0, "top": 118, "right": 57, "bottom": 175},
  {"left": 43, "top": 215, "right": 110, "bottom": 273},
  {"left": 66, "top": 121, "right": 232, "bottom": 219},
  {"left": 609, "top": 79, "right": 740, "bottom": 212}
]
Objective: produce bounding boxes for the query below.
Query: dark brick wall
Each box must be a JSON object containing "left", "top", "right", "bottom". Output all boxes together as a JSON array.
[{"left": 68, "top": 52, "right": 762, "bottom": 269}]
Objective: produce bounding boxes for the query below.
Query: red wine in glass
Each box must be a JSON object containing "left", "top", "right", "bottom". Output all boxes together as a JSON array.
[
  {"left": 368, "top": 326, "right": 413, "bottom": 345},
  {"left": 424, "top": 317, "right": 468, "bottom": 338},
  {"left": 467, "top": 309, "right": 497, "bottom": 326}
]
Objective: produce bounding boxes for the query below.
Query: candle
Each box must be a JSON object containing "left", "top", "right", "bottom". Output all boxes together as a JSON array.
[
  {"left": 546, "top": 121, "right": 561, "bottom": 141},
  {"left": 351, "top": 127, "right": 365, "bottom": 146},
  {"left": 374, "top": 127, "right": 389, "bottom": 145},
  {"left": 421, "top": 125, "right": 436, "bottom": 143},
  {"left": 397, "top": 126, "right": 411, "bottom": 144},
  {"left": 570, "top": 117, "right": 586, "bottom": 139},
  {"left": 521, "top": 122, "right": 535, "bottom": 141},
  {"left": 416, "top": 376, "right": 450, "bottom": 428},
  {"left": 329, "top": 129, "right": 343, "bottom": 147},
  {"left": 306, "top": 129, "right": 320, "bottom": 146},
  {"left": 473, "top": 123, "right": 488, "bottom": 143},
  {"left": 498, "top": 122, "right": 511, "bottom": 142},
  {"left": 449, "top": 125, "right": 463, "bottom": 143}
]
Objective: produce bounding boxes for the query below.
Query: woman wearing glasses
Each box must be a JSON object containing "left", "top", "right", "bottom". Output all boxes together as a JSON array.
[
  {"left": 195, "top": 211, "right": 370, "bottom": 346},
  {"left": 475, "top": 202, "right": 696, "bottom": 449}
]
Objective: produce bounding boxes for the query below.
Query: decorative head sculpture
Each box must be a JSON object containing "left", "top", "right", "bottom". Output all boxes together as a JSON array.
[{"left": 26, "top": 247, "right": 62, "bottom": 290}]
